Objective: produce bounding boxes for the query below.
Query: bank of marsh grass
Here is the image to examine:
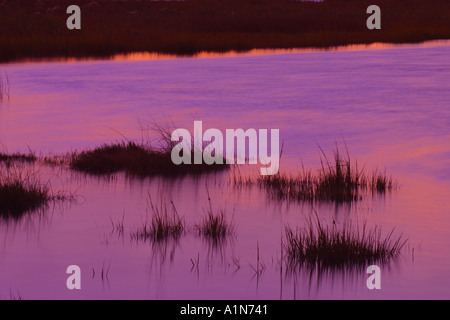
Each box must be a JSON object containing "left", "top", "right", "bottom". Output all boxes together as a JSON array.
[
  {"left": 284, "top": 216, "right": 407, "bottom": 269},
  {"left": 70, "top": 142, "right": 229, "bottom": 177}
]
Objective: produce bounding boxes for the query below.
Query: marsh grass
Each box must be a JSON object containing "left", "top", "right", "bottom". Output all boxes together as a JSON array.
[
  {"left": 130, "top": 198, "right": 185, "bottom": 243},
  {"left": 195, "top": 210, "right": 235, "bottom": 239},
  {"left": 257, "top": 147, "right": 396, "bottom": 203},
  {"left": 0, "top": 152, "right": 37, "bottom": 165},
  {"left": 0, "top": 166, "right": 50, "bottom": 219},
  {"left": 70, "top": 140, "right": 229, "bottom": 177},
  {"left": 368, "top": 169, "right": 395, "bottom": 193},
  {"left": 195, "top": 195, "right": 236, "bottom": 247},
  {"left": 284, "top": 216, "right": 407, "bottom": 269},
  {"left": 0, "top": 149, "right": 68, "bottom": 168},
  {"left": 0, "top": 164, "right": 76, "bottom": 220}
]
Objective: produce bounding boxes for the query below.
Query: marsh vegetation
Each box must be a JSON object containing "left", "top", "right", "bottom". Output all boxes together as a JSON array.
[
  {"left": 235, "top": 147, "right": 396, "bottom": 203},
  {"left": 70, "top": 141, "right": 229, "bottom": 177},
  {"left": 284, "top": 215, "right": 407, "bottom": 269}
]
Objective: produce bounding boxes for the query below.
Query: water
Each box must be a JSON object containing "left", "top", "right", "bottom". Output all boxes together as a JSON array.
[{"left": 1, "top": 42, "right": 449, "bottom": 299}]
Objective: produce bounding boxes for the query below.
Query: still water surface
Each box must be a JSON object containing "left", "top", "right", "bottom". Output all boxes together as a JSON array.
[{"left": 0, "top": 42, "right": 449, "bottom": 299}]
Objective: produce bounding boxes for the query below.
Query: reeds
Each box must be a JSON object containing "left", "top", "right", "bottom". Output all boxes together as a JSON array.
[
  {"left": 130, "top": 198, "right": 185, "bottom": 243},
  {"left": 284, "top": 216, "right": 407, "bottom": 269},
  {"left": 368, "top": 169, "right": 394, "bottom": 192},
  {"left": 195, "top": 209, "right": 235, "bottom": 240},
  {"left": 0, "top": 152, "right": 37, "bottom": 165},
  {"left": 0, "top": 163, "right": 76, "bottom": 220},
  {"left": 258, "top": 148, "right": 396, "bottom": 203},
  {"left": 194, "top": 188, "right": 236, "bottom": 250},
  {"left": 0, "top": 166, "right": 50, "bottom": 219}
]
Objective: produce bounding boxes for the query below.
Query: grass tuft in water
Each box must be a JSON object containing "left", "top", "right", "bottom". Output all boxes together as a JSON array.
[
  {"left": 194, "top": 190, "right": 236, "bottom": 251},
  {"left": 195, "top": 210, "right": 234, "bottom": 239},
  {"left": 284, "top": 216, "right": 407, "bottom": 269},
  {"left": 0, "top": 164, "right": 76, "bottom": 220},
  {"left": 258, "top": 147, "right": 396, "bottom": 203},
  {"left": 0, "top": 167, "right": 50, "bottom": 219},
  {"left": 130, "top": 198, "right": 185, "bottom": 243}
]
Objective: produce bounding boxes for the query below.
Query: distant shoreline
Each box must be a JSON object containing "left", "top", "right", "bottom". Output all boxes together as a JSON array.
[
  {"left": 4, "top": 40, "right": 450, "bottom": 65},
  {"left": 1, "top": 0, "right": 449, "bottom": 63}
]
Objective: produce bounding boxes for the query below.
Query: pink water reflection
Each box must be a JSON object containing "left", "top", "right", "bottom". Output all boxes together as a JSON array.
[{"left": 1, "top": 42, "right": 450, "bottom": 299}]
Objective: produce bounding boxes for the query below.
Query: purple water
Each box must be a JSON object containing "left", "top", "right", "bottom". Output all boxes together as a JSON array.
[{"left": 0, "top": 41, "right": 449, "bottom": 299}]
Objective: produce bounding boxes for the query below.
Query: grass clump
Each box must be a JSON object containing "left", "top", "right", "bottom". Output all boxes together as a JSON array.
[
  {"left": 130, "top": 198, "right": 185, "bottom": 243},
  {"left": 195, "top": 197, "right": 235, "bottom": 238},
  {"left": 259, "top": 147, "right": 395, "bottom": 203},
  {"left": 70, "top": 141, "right": 228, "bottom": 177},
  {"left": 284, "top": 216, "right": 407, "bottom": 269},
  {"left": 0, "top": 164, "right": 75, "bottom": 220},
  {"left": 194, "top": 191, "right": 236, "bottom": 250},
  {"left": 0, "top": 167, "right": 50, "bottom": 220},
  {"left": 195, "top": 210, "right": 234, "bottom": 240},
  {"left": 369, "top": 169, "right": 395, "bottom": 193}
]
